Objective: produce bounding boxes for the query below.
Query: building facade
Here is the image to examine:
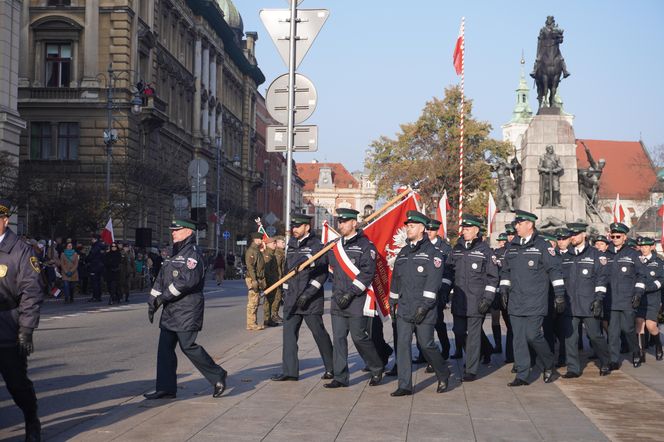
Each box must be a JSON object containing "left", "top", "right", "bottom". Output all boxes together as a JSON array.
[{"left": 16, "top": 0, "right": 271, "bottom": 250}]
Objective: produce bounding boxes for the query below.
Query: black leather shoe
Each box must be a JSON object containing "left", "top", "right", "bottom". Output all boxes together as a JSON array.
[
  {"left": 369, "top": 373, "right": 382, "bottom": 386},
  {"left": 324, "top": 380, "right": 347, "bottom": 389},
  {"left": 25, "top": 418, "right": 41, "bottom": 442},
  {"left": 264, "top": 320, "right": 279, "bottom": 327},
  {"left": 599, "top": 366, "right": 611, "bottom": 376},
  {"left": 144, "top": 391, "right": 176, "bottom": 400},
  {"left": 608, "top": 362, "right": 620, "bottom": 371},
  {"left": 425, "top": 364, "right": 434, "bottom": 373},
  {"left": 271, "top": 374, "right": 298, "bottom": 382},
  {"left": 213, "top": 373, "right": 227, "bottom": 398},
  {"left": 633, "top": 354, "right": 642, "bottom": 368},
  {"left": 390, "top": 388, "right": 412, "bottom": 397},
  {"left": 385, "top": 365, "right": 398, "bottom": 376},
  {"left": 362, "top": 366, "right": 371, "bottom": 372},
  {"left": 436, "top": 378, "right": 449, "bottom": 393},
  {"left": 462, "top": 373, "right": 477, "bottom": 382},
  {"left": 507, "top": 378, "right": 529, "bottom": 387},
  {"left": 543, "top": 369, "right": 556, "bottom": 383},
  {"left": 657, "top": 349, "right": 664, "bottom": 361},
  {"left": 555, "top": 361, "right": 567, "bottom": 368},
  {"left": 562, "top": 371, "right": 580, "bottom": 379},
  {"left": 321, "top": 371, "right": 334, "bottom": 380},
  {"left": 510, "top": 365, "right": 517, "bottom": 373}
]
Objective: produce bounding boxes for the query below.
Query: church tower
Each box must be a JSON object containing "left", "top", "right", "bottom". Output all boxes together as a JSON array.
[{"left": 501, "top": 54, "right": 533, "bottom": 161}]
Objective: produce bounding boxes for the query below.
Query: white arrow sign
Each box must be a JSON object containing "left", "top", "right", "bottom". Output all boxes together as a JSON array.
[{"left": 259, "top": 9, "right": 330, "bottom": 69}]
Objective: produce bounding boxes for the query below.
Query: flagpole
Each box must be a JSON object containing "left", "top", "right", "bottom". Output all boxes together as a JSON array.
[{"left": 458, "top": 17, "right": 465, "bottom": 235}]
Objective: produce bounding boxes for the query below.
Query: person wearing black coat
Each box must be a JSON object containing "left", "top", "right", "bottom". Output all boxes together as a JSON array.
[
  {"left": 86, "top": 235, "right": 105, "bottom": 302},
  {"left": 0, "top": 199, "right": 44, "bottom": 441},
  {"left": 144, "top": 219, "right": 227, "bottom": 399},
  {"left": 271, "top": 214, "right": 334, "bottom": 382},
  {"left": 103, "top": 243, "right": 122, "bottom": 304}
]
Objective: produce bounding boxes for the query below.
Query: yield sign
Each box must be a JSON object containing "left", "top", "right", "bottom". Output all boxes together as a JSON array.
[{"left": 259, "top": 9, "right": 330, "bottom": 69}]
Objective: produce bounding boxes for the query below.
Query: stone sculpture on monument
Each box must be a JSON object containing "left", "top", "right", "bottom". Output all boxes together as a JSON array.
[{"left": 537, "top": 145, "right": 564, "bottom": 207}]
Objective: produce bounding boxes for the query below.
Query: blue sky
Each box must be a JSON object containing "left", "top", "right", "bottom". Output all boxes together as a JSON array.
[{"left": 239, "top": 0, "right": 664, "bottom": 172}]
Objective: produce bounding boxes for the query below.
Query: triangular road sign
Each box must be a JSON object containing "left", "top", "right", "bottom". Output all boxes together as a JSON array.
[{"left": 259, "top": 9, "right": 330, "bottom": 69}]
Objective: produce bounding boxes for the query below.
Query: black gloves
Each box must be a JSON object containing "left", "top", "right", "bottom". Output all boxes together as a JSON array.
[
  {"left": 632, "top": 294, "right": 642, "bottom": 309},
  {"left": 478, "top": 298, "right": 492, "bottom": 315},
  {"left": 554, "top": 295, "right": 566, "bottom": 314},
  {"left": 413, "top": 306, "right": 427, "bottom": 324},
  {"left": 501, "top": 290, "right": 509, "bottom": 310},
  {"left": 18, "top": 327, "right": 34, "bottom": 357},
  {"left": 148, "top": 297, "right": 163, "bottom": 324},
  {"left": 296, "top": 293, "right": 311, "bottom": 308},
  {"left": 335, "top": 292, "right": 353, "bottom": 309},
  {"left": 591, "top": 298, "right": 603, "bottom": 319}
]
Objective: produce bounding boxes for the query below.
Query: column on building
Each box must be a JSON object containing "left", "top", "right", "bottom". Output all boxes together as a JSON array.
[
  {"left": 193, "top": 35, "right": 202, "bottom": 138},
  {"left": 201, "top": 43, "right": 210, "bottom": 139},
  {"left": 81, "top": 0, "right": 100, "bottom": 87},
  {"left": 209, "top": 52, "right": 216, "bottom": 139}
]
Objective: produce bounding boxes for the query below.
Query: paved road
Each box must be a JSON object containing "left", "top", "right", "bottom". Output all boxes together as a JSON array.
[{"left": 4, "top": 278, "right": 664, "bottom": 441}]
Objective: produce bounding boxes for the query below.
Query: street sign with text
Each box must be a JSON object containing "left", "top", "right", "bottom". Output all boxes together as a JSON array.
[
  {"left": 266, "top": 125, "right": 318, "bottom": 152},
  {"left": 265, "top": 73, "right": 317, "bottom": 125}
]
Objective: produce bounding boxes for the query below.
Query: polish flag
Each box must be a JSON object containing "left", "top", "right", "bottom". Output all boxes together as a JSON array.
[
  {"left": 612, "top": 194, "right": 625, "bottom": 223},
  {"left": 436, "top": 190, "right": 451, "bottom": 239},
  {"left": 487, "top": 192, "right": 497, "bottom": 237},
  {"left": 452, "top": 19, "right": 464, "bottom": 75},
  {"left": 658, "top": 202, "right": 664, "bottom": 249},
  {"left": 101, "top": 218, "right": 114, "bottom": 245},
  {"left": 255, "top": 218, "right": 269, "bottom": 241}
]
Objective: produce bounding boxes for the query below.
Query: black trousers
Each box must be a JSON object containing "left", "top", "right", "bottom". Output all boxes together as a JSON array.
[
  {"left": 543, "top": 311, "right": 566, "bottom": 362},
  {"left": 0, "top": 346, "right": 38, "bottom": 419},
  {"left": 156, "top": 329, "right": 226, "bottom": 393},
  {"left": 331, "top": 315, "right": 383, "bottom": 385},
  {"left": 452, "top": 315, "right": 487, "bottom": 375},
  {"left": 500, "top": 307, "right": 514, "bottom": 361},
  {"left": 281, "top": 314, "right": 333, "bottom": 377},
  {"left": 511, "top": 315, "right": 554, "bottom": 381},
  {"left": 90, "top": 272, "right": 102, "bottom": 300},
  {"left": 370, "top": 316, "right": 393, "bottom": 366},
  {"left": 396, "top": 317, "right": 450, "bottom": 391},
  {"left": 608, "top": 310, "right": 639, "bottom": 363},
  {"left": 562, "top": 315, "right": 610, "bottom": 373}
]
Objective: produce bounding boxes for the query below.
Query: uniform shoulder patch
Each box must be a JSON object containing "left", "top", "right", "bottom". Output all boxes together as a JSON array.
[
  {"left": 29, "top": 256, "right": 41, "bottom": 273},
  {"left": 186, "top": 257, "right": 198, "bottom": 269},
  {"left": 547, "top": 247, "right": 556, "bottom": 256},
  {"left": 491, "top": 255, "right": 498, "bottom": 265},
  {"left": 370, "top": 249, "right": 376, "bottom": 260},
  {"left": 433, "top": 257, "right": 442, "bottom": 268},
  {"left": 599, "top": 256, "right": 607, "bottom": 265}
]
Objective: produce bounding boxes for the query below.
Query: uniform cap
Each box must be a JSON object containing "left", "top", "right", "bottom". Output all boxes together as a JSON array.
[
  {"left": 290, "top": 213, "right": 312, "bottom": 227},
  {"left": 461, "top": 214, "right": 484, "bottom": 228},
  {"left": 426, "top": 218, "right": 442, "bottom": 231},
  {"left": 541, "top": 232, "right": 557, "bottom": 242},
  {"left": 594, "top": 234, "right": 610, "bottom": 244},
  {"left": 336, "top": 208, "right": 359, "bottom": 220},
  {"left": 0, "top": 198, "right": 10, "bottom": 217},
  {"left": 404, "top": 210, "right": 429, "bottom": 225},
  {"left": 169, "top": 219, "right": 197, "bottom": 230},
  {"left": 626, "top": 238, "right": 638, "bottom": 248},
  {"left": 566, "top": 222, "right": 588, "bottom": 234},
  {"left": 497, "top": 232, "right": 508, "bottom": 241},
  {"left": 504, "top": 223, "right": 516, "bottom": 235},
  {"left": 609, "top": 222, "right": 629, "bottom": 234},
  {"left": 555, "top": 227, "right": 573, "bottom": 240},
  {"left": 514, "top": 210, "right": 538, "bottom": 223},
  {"left": 637, "top": 236, "right": 655, "bottom": 246}
]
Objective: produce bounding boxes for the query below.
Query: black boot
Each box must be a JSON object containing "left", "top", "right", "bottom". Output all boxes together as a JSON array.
[
  {"left": 655, "top": 334, "right": 663, "bottom": 361},
  {"left": 639, "top": 334, "right": 646, "bottom": 363},
  {"left": 492, "top": 325, "right": 502, "bottom": 354}
]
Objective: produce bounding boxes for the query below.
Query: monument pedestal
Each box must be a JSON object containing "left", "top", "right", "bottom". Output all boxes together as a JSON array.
[{"left": 516, "top": 114, "right": 586, "bottom": 224}]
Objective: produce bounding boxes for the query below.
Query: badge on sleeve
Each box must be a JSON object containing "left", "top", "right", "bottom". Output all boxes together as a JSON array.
[
  {"left": 547, "top": 247, "right": 556, "bottom": 256},
  {"left": 186, "top": 258, "right": 198, "bottom": 269},
  {"left": 433, "top": 257, "right": 442, "bottom": 268},
  {"left": 599, "top": 256, "right": 607, "bottom": 266},
  {"left": 0, "top": 264, "right": 7, "bottom": 278},
  {"left": 370, "top": 250, "right": 376, "bottom": 260},
  {"left": 29, "top": 257, "right": 41, "bottom": 273}
]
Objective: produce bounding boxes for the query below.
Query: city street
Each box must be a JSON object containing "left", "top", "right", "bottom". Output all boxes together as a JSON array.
[{"left": 3, "top": 278, "right": 664, "bottom": 441}]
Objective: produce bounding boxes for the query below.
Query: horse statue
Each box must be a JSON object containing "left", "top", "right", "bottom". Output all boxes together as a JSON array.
[{"left": 531, "top": 16, "right": 570, "bottom": 109}]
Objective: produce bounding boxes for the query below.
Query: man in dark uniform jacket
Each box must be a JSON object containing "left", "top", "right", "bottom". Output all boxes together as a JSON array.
[
  {"left": 271, "top": 214, "right": 334, "bottom": 382},
  {"left": 500, "top": 210, "right": 565, "bottom": 386},
  {"left": 0, "top": 199, "right": 44, "bottom": 441},
  {"left": 440, "top": 214, "right": 499, "bottom": 382},
  {"left": 389, "top": 210, "right": 449, "bottom": 396},
  {"left": 144, "top": 219, "right": 227, "bottom": 399},
  {"left": 325, "top": 208, "right": 384, "bottom": 389},
  {"left": 605, "top": 222, "right": 646, "bottom": 370},
  {"left": 635, "top": 236, "right": 664, "bottom": 362},
  {"left": 494, "top": 230, "right": 515, "bottom": 364},
  {"left": 559, "top": 222, "right": 611, "bottom": 377}
]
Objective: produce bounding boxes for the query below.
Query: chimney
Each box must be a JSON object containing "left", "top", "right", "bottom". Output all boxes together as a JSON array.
[{"left": 245, "top": 31, "right": 258, "bottom": 65}]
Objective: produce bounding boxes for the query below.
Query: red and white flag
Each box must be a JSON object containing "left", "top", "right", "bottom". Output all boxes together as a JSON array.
[
  {"left": 101, "top": 218, "right": 114, "bottom": 245},
  {"left": 487, "top": 193, "right": 497, "bottom": 237},
  {"left": 51, "top": 287, "right": 61, "bottom": 298},
  {"left": 436, "top": 190, "right": 451, "bottom": 239},
  {"left": 322, "top": 219, "right": 339, "bottom": 244},
  {"left": 362, "top": 192, "right": 419, "bottom": 318},
  {"left": 612, "top": 194, "right": 625, "bottom": 223},
  {"left": 452, "top": 19, "right": 464, "bottom": 75},
  {"left": 658, "top": 202, "right": 664, "bottom": 249},
  {"left": 255, "top": 218, "right": 269, "bottom": 241}
]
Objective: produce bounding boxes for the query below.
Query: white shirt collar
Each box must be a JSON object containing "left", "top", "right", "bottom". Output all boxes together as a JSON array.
[
  {"left": 344, "top": 232, "right": 358, "bottom": 242},
  {"left": 0, "top": 232, "right": 5, "bottom": 245},
  {"left": 520, "top": 235, "right": 532, "bottom": 244},
  {"left": 298, "top": 233, "right": 310, "bottom": 244},
  {"left": 643, "top": 253, "right": 653, "bottom": 261},
  {"left": 430, "top": 237, "right": 438, "bottom": 245}
]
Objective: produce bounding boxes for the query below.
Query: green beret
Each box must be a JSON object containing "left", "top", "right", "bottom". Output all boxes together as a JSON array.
[
  {"left": 637, "top": 236, "right": 655, "bottom": 246},
  {"left": 461, "top": 214, "right": 484, "bottom": 228},
  {"left": 169, "top": 219, "right": 197, "bottom": 230},
  {"left": 610, "top": 222, "right": 629, "bottom": 234},
  {"left": 540, "top": 232, "right": 557, "bottom": 242},
  {"left": 404, "top": 210, "right": 429, "bottom": 225},
  {"left": 336, "top": 208, "right": 359, "bottom": 220},
  {"left": 514, "top": 210, "right": 537, "bottom": 223}
]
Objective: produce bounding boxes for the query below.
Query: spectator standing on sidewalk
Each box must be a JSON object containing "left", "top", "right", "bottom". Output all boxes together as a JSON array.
[
  {"left": 213, "top": 252, "right": 226, "bottom": 286},
  {"left": 118, "top": 243, "right": 134, "bottom": 302},
  {"left": 134, "top": 252, "right": 146, "bottom": 290},
  {"left": 104, "top": 243, "right": 122, "bottom": 305},
  {"left": 59, "top": 240, "right": 79, "bottom": 303},
  {"left": 86, "top": 235, "right": 105, "bottom": 302},
  {"left": 76, "top": 244, "right": 88, "bottom": 298}
]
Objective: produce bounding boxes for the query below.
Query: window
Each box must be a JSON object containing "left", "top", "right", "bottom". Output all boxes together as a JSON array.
[
  {"left": 30, "top": 122, "right": 79, "bottom": 160},
  {"left": 47, "top": 0, "right": 71, "bottom": 5},
  {"left": 45, "top": 43, "right": 71, "bottom": 87},
  {"left": 57, "top": 123, "right": 79, "bottom": 160}
]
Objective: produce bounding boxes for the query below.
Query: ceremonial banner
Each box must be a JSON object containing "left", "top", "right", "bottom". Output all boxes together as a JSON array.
[
  {"left": 452, "top": 21, "right": 464, "bottom": 75},
  {"left": 101, "top": 218, "right": 114, "bottom": 245},
  {"left": 255, "top": 218, "right": 269, "bottom": 241},
  {"left": 362, "top": 192, "right": 419, "bottom": 318},
  {"left": 436, "top": 190, "right": 451, "bottom": 239},
  {"left": 612, "top": 193, "right": 625, "bottom": 223}
]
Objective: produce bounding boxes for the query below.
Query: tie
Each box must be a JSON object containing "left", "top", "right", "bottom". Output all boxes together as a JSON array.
[
  {"left": 521, "top": 238, "right": 526, "bottom": 246},
  {"left": 465, "top": 241, "right": 471, "bottom": 249}
]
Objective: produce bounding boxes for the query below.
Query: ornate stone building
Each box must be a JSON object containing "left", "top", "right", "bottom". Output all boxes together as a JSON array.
[{"left": 16, "top": 0, "right": 268, "bottom": 249}]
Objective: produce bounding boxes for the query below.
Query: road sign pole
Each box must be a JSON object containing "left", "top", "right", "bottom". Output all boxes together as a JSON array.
[{"left": 284, "top": 0, "right": 297, "bottom": 241}]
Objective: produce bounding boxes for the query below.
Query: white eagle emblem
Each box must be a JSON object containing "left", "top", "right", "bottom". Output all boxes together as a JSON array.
[
  {"left": 547, "top": 247, "right": 556, "bottom": 256},
  {"left": 186, "top": 258, "right": 198, "bottom": 269},
  {"left": 385, "top": 227, "right": 408, "bottom": 270}
]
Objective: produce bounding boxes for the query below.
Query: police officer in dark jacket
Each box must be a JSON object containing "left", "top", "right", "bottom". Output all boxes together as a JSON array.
[
  {"left": 635, "top": 236, "right": 664, "bottom": 362},
  {"left": 494, "top": 230, "right": 515, "bottom": 364},
  {"left": 560, "top": 222, "right": 611, "bottom": 377},
  {"left": 86, "top": 234, "right": 105, "bottom": 302},
  {"left": 389, "top": 211, "right": 449, "bottom": 396},
  {"left": 0, "top": 199, "right": 44, "bottom": 441},
  {"left": 605, "top": 222, "right": 646, "bottom": 370},
  {"left": 325, "top": 208, "right": 384, "bottom": 389},
  {"left": 440, "top": 214, "right": 499, "bottom": 382},
  {"left": 271, "top": 214, "right": 334, "bottom": 382},
  {"left": 500, "top": 210, "right": 565, "bottom": 386},
  {"left": 144, "top": 219, "right": 227, "bottom": 399}
]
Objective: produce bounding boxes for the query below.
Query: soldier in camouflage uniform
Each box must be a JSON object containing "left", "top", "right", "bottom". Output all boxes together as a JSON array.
[{"left": 245, "top": 232, "right": 266, "bottom": 331}]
